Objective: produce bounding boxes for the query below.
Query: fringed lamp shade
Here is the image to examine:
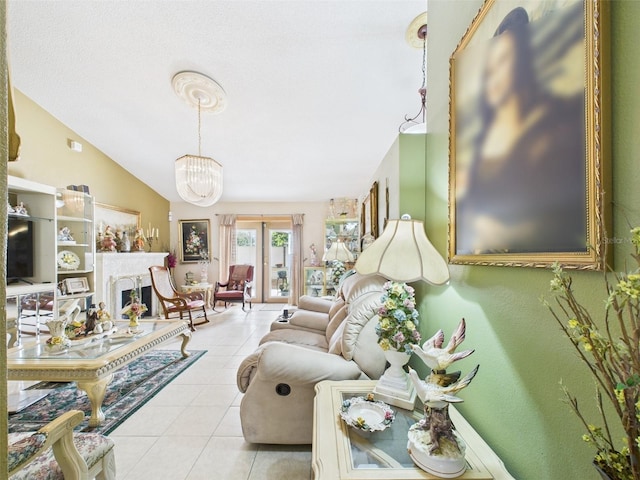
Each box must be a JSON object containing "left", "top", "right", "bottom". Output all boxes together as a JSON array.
[
  {"left": 175, "top": 154, "right": 223, "bottom": 207},
  {"left": 355, "top": 214, "right": 449, "bottom": 285}
]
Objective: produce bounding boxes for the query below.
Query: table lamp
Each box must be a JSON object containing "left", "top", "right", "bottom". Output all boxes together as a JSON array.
[
  {"left": 355, "top": 214, "right": 449, "bottom": 409},
  {"left": 322, "top": 239, "right": 355, "bottom": 263}
]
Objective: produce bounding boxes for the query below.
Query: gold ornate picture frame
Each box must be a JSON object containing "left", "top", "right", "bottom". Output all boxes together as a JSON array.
[
  {"left": 448, "top": 0, "right": 610, "bottom": 269},
  {"left": 179, "top": 219, "right": 211, "bottom": 263},
  {"left": 95, "top": 203, "right": 141, "bottom": 239},
  {"left": 361, "top": 181, "right": 380, "bottom": 240}
]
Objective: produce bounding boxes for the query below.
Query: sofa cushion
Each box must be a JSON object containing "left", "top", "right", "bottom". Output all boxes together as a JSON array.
[
  {"left": 259, "top": 329, "right": 328, "bottom": 352},
  {"left": 288, "top": 310, "right": 329, "bottom": 332},
  {"left": 341, "top": 290, "right": 382, "bottom": 361},
  {"left": 328, "top": 320, "right": 347, "bottom": 355},
  {"left": 325, "top": 304, "right": 348, "bottom": 341},
  {"left": 328, "top": 297, "right": 345, "bottom": 319},
  {"left": 297, "top": 295, "right": 332, "bottom": 314},
  {"left": 341, "top": 274, "right": 387, "bottom": 304}
]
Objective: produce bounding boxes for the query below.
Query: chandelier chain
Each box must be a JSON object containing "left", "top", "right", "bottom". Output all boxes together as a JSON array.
[
  {"left": 197, "top": 98, "right": 202, "bottom": 157},
  {"left": 421, "top": 34, "right": 426, "bottom": 90}
]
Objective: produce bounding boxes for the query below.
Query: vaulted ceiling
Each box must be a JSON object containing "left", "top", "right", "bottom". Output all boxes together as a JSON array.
[{"left": 7, "top": 0, "right": 426, "bottom": 203}]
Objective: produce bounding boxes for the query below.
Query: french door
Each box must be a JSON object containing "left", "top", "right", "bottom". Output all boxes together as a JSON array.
[{"left": 235, "top": 218, "right": 293, "bottom": 303}]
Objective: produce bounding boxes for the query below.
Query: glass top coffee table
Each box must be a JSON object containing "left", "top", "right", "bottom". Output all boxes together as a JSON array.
[
  {"left": 7, "top": 320, "right": 191, "bottom": 426},
  {"left": 313, "top": 380, "right": 514, "bottom": 479}
]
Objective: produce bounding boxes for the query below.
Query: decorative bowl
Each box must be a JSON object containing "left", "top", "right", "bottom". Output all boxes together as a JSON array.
[
  {"left": 340, "top": 395, "right": 395, "bottom": 433},
  {"left": 57, "top": 250, "right": 81, "bottom": 270}
]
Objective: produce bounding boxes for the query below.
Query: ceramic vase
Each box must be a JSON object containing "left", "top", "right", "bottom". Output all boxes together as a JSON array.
[
  {"left": 373, "top": 348, "right": 416, "bottom": 409},
  {"left": 129, "top": 315, "right": 139, "bottom": 329},
  {"left": 200, "top": 264, "right": 208, "bottom": 284},
  {"left": 383, "top": 349, "right": 411, "bottom": 380},
  {"left": 45, "top": 319, "right": 71, "bottom": 350}
]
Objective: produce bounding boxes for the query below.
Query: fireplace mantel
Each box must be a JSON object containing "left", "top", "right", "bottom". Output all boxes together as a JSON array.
[{"left": 95, "top": 252, "right": 168, "bottom": 316}]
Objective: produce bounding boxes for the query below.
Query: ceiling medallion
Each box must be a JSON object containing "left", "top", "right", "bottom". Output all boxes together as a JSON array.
[
  {"left": 173, "top": 71, "right": 225, "bottom": 207},
  {"left": 171, "top": 71, "right": 227, "bottom": 113}
]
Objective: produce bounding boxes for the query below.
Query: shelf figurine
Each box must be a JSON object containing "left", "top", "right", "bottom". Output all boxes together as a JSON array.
[
  {"left": 100, "top": 226, "right": 117, "bottom": 252},
  {"left": 58, "top": 226, "right": 75, "bottom": 242},
  {"left": 133, "top": 228, "right": 146, "bottom": 251}
]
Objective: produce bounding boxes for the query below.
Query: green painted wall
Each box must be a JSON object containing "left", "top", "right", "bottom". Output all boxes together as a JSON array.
[{"left": 397, "top": 1, "right": 640, "bottom": 479}]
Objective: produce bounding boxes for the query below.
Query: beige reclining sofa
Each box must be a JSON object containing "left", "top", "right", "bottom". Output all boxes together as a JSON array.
[{"left": 237, "top": 272, "right": 387, "bottom": 444}]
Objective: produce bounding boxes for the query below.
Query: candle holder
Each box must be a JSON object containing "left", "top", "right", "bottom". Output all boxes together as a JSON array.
[{"left": 146, "top": 236, "right": 157, "bottom": 252}]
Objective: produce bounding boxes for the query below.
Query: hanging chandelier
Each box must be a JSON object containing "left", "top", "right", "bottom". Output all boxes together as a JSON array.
[
  {"left": 399, "top": 12, "right": 428, "bottom": 135},
  {"left": 172, "top": 71, "right": 226, "bottom": 206}
]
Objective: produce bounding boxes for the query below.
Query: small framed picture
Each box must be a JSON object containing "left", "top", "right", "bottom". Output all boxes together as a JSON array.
[{"left": 64, "top": 277, "right": 89, "bottom": 294}]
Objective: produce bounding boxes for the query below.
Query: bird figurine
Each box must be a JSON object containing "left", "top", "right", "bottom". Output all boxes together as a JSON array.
[
  {"left": 408, "top": 365, "right": 480, "bottom": 406},
  {"left": 410, "top": 318, "right": 474, "bottom": 371}
]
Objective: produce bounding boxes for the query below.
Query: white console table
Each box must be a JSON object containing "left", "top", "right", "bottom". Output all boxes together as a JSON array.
[{"left": 313, "top": 380, "right": 514, "bottom": 480}]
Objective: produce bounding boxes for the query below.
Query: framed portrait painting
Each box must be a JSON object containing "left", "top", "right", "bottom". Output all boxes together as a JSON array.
[
  {"left": 179, "top": 219, "right": 210, "bottom": 263},
  {"left": 448, "top": 0, "right": 610, "bottom": 269}
]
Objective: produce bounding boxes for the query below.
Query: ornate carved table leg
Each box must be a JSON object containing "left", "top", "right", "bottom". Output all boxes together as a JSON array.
[
  {"left": 77, "top": 373, "right": 114, "bottom": 427},
  {"left": 180, "top": 331, "right": 192, "bottom": 358}
]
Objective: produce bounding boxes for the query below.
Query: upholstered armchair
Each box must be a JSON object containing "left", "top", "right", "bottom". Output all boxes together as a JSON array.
[
  {"left": 236, "top": 273, "right": 388, "bottom": 444},
  {"left": 149, "top": 266, "right": 209, "bottom": 331},
  {"left": 9, "top": 410, "right": 116, "bottom": 480},
  {"left": 214, "top": 264, "right": 254, "bottom": 311}
]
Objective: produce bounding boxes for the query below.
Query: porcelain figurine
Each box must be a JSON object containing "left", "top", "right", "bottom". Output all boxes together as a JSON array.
[
  {"left": 100, "top": 226, "right": 118, "bottom": 252},
  {"left": 58, "top": 226, "right": 75, "bottom": 242},
  {"left": 407, "top": 319, "right": 480, "bottom": 478}
]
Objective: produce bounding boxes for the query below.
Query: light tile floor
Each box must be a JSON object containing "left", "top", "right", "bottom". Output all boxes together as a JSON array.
[{"left": 109, "top": 304, "right": 313, "bottom": 480}]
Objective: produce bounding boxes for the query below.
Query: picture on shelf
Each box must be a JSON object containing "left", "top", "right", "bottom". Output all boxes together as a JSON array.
[{"left": 63, "top": 277, "right": 90, "bottom": 294}]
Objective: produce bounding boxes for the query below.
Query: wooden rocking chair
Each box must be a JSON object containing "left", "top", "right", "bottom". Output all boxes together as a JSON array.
[{"left": 149, "top": 266, "right": 209, "bottom": 331}]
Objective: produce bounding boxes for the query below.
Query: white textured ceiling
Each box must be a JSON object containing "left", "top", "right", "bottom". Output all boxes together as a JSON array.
[{"left": 7, "top": 0, "right": 426, "bottom": 203}]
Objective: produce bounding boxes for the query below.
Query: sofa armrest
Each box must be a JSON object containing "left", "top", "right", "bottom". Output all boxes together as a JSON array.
[
  {"left": 287, "top": 310, "right": 329, "bottom": 332},
  {"left": 239, "top": 342, "right": 363, "bottom": 391},
  {"left": 298, "top": 295, "right": 332, "bottom": 314}
]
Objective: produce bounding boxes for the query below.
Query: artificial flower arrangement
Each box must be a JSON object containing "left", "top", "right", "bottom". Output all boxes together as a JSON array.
[
  {"left": 167, "top": 249, "right": 177, "bottom": 269},
  {"left": 121, "top": 290, "right": 148, "bottom": 326},
  {"left": 330, "top": 260, "right": 346, "bottom": 286},
  {"left": 544, "top": 227, "right": 640, "bottom": 480},
  {"left": 65, "top": 319, "right": 86, "bottom": 339},
  {"left": 375, "top": 281, "right": 421, "bottom": 353},
  {"left": 185, "top": 225, "right": 204, "bottom": 256}
]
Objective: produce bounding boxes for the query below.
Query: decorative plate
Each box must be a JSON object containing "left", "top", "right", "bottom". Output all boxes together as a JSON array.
[
  {"left": 340, "top": 394, "right": 395, "bottom": 433},
  {"left": 57, "top": 250, "right": 80, "bottom": 270}
]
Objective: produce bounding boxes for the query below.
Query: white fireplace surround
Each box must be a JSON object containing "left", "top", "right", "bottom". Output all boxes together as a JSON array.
[{"left": 95, "top": 252, "right": 168, "bottom": 318}]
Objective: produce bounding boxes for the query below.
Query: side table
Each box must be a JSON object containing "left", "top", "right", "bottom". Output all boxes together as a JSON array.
[
  {"left": 181, "top": 283, "right": 213, "bottom": 308},
  {"left": 313, "top": 380, "right": 514, "bottom": 480}
]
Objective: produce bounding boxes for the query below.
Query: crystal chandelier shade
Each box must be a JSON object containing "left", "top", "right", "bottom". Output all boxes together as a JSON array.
[
  {"left": 175, "top": 154, "right": 223, "bottom": 206},
  {"left": 172, "top": 71, "right": 226, "bottom": 207}
]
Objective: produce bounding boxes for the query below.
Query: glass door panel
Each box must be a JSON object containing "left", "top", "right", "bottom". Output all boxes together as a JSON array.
[
  {"left": 265, "top": 223, "right": 292, "bottom": 302},
  {"left": 235, "top": 222, "right": 262, "bottom": 302}
]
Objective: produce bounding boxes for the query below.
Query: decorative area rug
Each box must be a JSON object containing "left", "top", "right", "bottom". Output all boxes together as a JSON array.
[{"left": 8, "top": 349, "right": 206, "bottom": 435}]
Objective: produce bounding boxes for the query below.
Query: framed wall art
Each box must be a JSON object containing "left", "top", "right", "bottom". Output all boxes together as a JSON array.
[
  {"left": 95, "top": 203, "right": 141, "bottom": 238},
  {"left": 179, "top": 219, "right": 210, "bottom": 263},
  {"left": 448, "top": 0, "right": 609, "bottom": 269},
  {"left": 369, "top": 181, "right": 379, "bottom": 239},
  {"left": 361, "top": 194, "right": 371, "bottom": 239}
]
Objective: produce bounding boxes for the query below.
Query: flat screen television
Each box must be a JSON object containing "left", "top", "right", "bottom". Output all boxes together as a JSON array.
[{"left": 7, "top": 217, "right": 34, "bottom": 283}]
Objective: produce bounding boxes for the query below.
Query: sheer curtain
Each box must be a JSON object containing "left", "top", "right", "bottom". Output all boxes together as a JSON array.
[
  {"left": 218, "top": 214, "right": 237, "bottom": 283},
  {"left": 289, "top": 214, "right": 304, "bottom": 306}
]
